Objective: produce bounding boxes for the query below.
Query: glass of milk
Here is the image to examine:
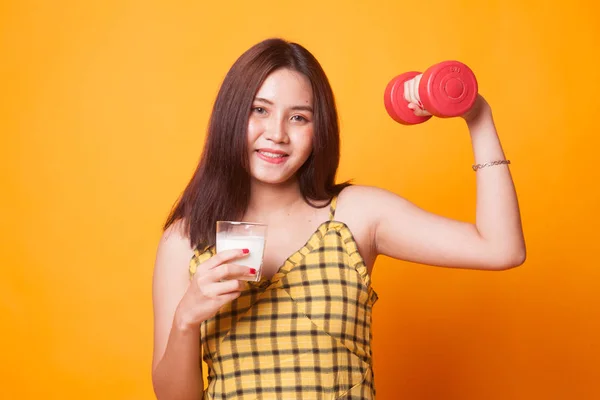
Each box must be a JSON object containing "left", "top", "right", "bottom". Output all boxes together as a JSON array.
[{"left": 216, "top": 221, "right": 267, "bottom": 282}]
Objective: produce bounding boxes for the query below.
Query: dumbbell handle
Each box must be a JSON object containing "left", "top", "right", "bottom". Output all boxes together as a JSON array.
[{"left": 402, "top": 74, "right": 427, "bottom": 109}]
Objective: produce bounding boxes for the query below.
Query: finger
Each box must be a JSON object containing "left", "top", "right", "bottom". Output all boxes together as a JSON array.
[
  {"left": 210, "top": 263, "right": 257, "bottom": 282},
  {"left": 408, "top": 76, "right": 417, "bottom": 105},
  {"left": 197, "top": 263, "right": 255, "bottom": 285},
  {"left": 216, "top": 291, "right": 242, "bottom": 306},
  {"left": 403, "top": 76, "right": 419, "bottom": 104},
  {"left": 407, "top": 103, "right": 431, "bottom": 117},
  {"left": 199, "top": 279, "right": 246, "bottom": 299},
  {"left": 218, "top": 279, "right": 246, "bottom": 294},
  {"left": 203, "top": 248, "right": 250, "bottom": 271},
  {"left": 413, "top": 74, "right": 423, "bottom": 106}
]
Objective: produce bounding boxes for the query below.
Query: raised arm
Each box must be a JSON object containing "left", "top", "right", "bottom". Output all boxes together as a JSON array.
[{"left": 368, "top": 96, "right": 525, "bottom": 270}]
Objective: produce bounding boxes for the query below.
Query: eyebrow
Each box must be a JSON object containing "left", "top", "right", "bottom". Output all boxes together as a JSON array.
[{"left": 254, "top": 97, "right": 313, "bottom": 113}]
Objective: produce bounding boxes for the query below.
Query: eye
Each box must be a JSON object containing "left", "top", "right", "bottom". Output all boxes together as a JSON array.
[
  {"left": 252, "top": 106, "right": 266, "bottom": 114},
  {"left": 291, "top": 115, "right": 308, "bottom": 122}
]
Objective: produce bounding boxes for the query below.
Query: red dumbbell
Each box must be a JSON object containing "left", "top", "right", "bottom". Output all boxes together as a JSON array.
[{"left": 384, "top": 60, "right": 478, "bottom": 125}]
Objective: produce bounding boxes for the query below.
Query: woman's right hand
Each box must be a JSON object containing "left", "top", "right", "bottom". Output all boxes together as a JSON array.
[{"left": 174, "top": 248, "right": 256, "bottom": 331}]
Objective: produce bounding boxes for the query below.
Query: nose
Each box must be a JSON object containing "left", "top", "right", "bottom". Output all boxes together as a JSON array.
[{"left": 263, "top": 115, "right": 289, "bottom": 144}]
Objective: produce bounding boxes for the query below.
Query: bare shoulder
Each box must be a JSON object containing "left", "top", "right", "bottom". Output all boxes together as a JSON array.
[
  {"left": 336, "top": 183, "right": 414, "bottom": 231},
  {"left": 337, "top": 184, "right": 408, "bottom": 219},
  {"left": 153, "top": 219, "right": 196, "bottom": 290},
  {"left": 334, "top": 185, "right": 402, "bottom": 270},
  {"left": 156, "top": 220, "right": 195, "bottom": 262},
  {"left": 337, "top": 184, "right": 400, "bottom": 204}
]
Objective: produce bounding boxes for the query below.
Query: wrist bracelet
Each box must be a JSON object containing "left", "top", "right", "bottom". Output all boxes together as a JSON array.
[{"left": 472, "top": 159, "right": 511, "bottom": 171}]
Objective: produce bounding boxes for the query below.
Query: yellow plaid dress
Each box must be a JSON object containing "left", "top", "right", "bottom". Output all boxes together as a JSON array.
[{"left": 189, "top": 196, "right": 379, "bottom": 399}]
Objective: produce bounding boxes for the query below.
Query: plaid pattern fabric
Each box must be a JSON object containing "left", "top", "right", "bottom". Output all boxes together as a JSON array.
[{"left": 189, "top": 196, "right": 379, "bottom": 399}]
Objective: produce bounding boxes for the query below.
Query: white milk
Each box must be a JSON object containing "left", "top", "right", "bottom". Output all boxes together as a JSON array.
[{"left": 216, "top": 234, "right": 266, "bottom": 280}]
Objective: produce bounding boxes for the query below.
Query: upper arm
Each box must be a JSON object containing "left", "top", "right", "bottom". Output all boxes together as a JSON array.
[
  {"left": 349, "top": 186, "right": 509, "bottom": 270},
  {"left": 152, "top": 220, "right": 195, "bottom": 371}
]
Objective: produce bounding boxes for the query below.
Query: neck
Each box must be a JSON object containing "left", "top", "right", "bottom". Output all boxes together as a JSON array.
[{"left": 245, "top": 179, "right": 305, "bottom": 223}]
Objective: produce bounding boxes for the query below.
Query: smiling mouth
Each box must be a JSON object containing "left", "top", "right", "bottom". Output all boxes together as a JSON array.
[
  {"left": 255, "top": 149, "right": 289, "bottom": 164},
  {"left": 256, "top": 150, "right": 288, "bottom": 159}
]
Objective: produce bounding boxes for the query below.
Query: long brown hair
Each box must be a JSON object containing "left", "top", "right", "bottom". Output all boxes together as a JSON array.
[{"left": 163, "top": 38, "right": 351, "bottom": 250}]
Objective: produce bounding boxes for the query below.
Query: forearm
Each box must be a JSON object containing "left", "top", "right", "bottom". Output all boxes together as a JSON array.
[
  {"left": 153, "top": 316, "right": 203, "bottom": 400},
  {"left": 466, "top": 104, "right": 526, "bottom": 267}
]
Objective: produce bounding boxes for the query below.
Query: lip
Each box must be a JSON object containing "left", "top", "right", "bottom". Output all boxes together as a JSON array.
[
  {"left": 255, "top": 148, "right": 289, "bottom": 164},
  {"left": 256, "top": 148, "right": 288, "bottom": 155}
]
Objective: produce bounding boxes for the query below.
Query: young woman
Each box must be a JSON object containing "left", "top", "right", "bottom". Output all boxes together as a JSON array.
[{"left": 151, "top": 37, "right": 526, "bottom": 399}]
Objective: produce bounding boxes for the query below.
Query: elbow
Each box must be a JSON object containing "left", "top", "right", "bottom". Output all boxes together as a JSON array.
[
  {"left": 489, "top": 247, "right": 527, "bottom": 271},
  {"left": 151, "top": 369, "right": 172, "bottom": 400},
  {"left": 151, "top": 372, "right": 164, "bottom": 400},
  {"left": 152, "top": 367, "right": 202, "bottom": 400}
]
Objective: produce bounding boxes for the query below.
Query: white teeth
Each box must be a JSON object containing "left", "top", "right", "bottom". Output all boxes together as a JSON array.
[{"left": 258, "top": 151, "right": 285, "bottom": 158}]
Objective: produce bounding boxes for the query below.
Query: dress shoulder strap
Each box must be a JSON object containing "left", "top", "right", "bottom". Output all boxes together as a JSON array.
[{"left": 328, "top": 195, "right": 338, "bottom": 221}]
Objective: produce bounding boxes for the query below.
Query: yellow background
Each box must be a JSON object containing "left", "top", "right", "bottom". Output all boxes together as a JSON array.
[{"left": 2, "top": 0, "right": 599, "bottom": 398}]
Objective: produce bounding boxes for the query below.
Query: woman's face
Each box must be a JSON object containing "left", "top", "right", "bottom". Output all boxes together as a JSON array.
[{"left": 247, "top": 68, "right": 314, "bottom": 186}]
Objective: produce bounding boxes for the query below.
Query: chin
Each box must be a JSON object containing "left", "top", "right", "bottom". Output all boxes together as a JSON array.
[{"left": 251, "top": 172, "right": 297, "bottom": 186}]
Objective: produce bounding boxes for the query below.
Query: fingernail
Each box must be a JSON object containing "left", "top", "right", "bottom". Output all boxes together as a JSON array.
[
  {"left": 249, "top": 268, "right": 256, "bottom": 274},
  {"left": 242, "top": 249, "right": 249, "bottom": 254}
]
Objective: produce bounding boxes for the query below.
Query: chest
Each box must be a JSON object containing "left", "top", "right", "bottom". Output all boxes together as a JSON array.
[{"left": 259, "top": 214, "right": 329, "bottom": 280}]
